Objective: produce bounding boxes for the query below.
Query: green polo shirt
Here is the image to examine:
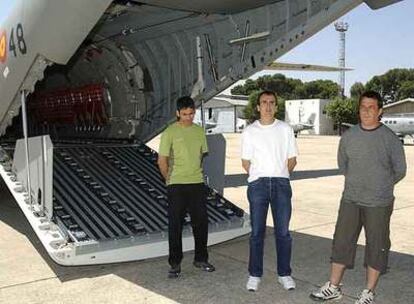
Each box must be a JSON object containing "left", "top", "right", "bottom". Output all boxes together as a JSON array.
[{"left": 159, "top": 122, "right": 208, "bottom": 185}]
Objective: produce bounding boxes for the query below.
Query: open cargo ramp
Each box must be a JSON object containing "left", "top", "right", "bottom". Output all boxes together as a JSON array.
[{"left": 0, "top": 138, "right": 249, "bottom": 266}]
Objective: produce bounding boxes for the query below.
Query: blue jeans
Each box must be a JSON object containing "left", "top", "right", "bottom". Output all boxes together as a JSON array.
[{"left": 247, "top": 177, "right": 293, "bottom": 277}]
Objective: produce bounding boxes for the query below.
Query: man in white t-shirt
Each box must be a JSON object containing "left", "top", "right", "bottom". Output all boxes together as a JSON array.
[{"left": 241, "top": 90, "right": 298, "bottom": 292}]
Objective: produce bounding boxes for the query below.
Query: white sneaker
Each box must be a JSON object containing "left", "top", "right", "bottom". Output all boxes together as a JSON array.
[
  {"left": 246, "top": 276, "right": 261, "bottom": 291},
  {"left": 310, "top": 281, "right": 343, "bottom": 301},
  {"left": 278, "top": 275, "right": 296, "bottom": 290},
  {"left": 355, "top": 289, "right": 375, "bottom": 304}
]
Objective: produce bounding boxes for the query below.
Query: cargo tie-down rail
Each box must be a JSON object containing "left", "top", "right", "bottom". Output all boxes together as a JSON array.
[{"left": 0, "top": 140, "right": 249, "bottom": 265}]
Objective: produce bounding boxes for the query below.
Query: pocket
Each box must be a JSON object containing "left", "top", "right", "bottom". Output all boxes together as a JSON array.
[
  {"left": 276, "top": 178, "right": 292, "bottom": 198},
  {"left": 248, "top": 178, "right": 262, "bottom": 187},
  {"left": 277, "top": 178, "right": 290, "bottom": 186}
]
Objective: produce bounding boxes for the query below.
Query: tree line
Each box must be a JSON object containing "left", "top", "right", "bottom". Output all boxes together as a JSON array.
[{"left": 231, "top": 68, "right": 414, "bottom": 126}]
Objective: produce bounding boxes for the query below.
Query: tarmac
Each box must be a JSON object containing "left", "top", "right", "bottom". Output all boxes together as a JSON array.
[{"left": 0, "top": 134, "right": 413, "bottom": 304}]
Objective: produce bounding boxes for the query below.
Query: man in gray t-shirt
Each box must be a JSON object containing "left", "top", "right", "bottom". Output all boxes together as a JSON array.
[{"left": 311, "top": 91, "right": 407, "bottom": 304}]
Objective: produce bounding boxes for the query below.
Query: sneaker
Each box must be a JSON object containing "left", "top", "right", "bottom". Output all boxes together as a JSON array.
[
  {"left": 278, "top": 275, "right": 296, "bottom": 290},
  {"left": 310, "top": 281, "right": 343, "bottom": 301},
  {"left": 193, "top": 261, "right": 215, "bottom": 272},
  {"left": 355, "top": 289, "right": 375, "bottom": 304},
  {"left": 168, "top": 264, "right": 181, "bottom": 278},
  {"left": 246, "top": 276, "right": 261, "bottom": 292}
]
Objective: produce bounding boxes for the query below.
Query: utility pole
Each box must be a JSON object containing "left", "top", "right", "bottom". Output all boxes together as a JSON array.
[{"left": 334, "top": 21, "right": 349, "bottom": 98}]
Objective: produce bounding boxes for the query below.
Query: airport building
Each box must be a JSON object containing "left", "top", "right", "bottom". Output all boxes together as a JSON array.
[
  {"left": 383, "top": 98, "right": 414, "bottom": 114},
  {"left": 285, "top": 99, "right": 335, "bottom": 135},
  {"left": 195, "top": 94, "right": 248, "bottom": 134}
]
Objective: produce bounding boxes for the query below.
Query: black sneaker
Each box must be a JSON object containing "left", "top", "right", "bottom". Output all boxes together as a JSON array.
[
  {"left": 193, "top": 261, "right": 215, "bottom": 272},
  {"left": 168, "top": 264, "right": 181, "bottom": 278}
]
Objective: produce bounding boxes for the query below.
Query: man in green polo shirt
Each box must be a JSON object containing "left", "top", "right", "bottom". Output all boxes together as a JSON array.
[{"left": 158, "top": 96, "right": 215, "bottom": 278}]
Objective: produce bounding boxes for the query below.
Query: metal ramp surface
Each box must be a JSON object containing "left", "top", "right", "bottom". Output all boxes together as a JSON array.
[
  {"left": 0, "top": 141, "right": 249, "bottom": 265},
  {"left": 53, "top": 143, "right": 244, "bottom": 242}
]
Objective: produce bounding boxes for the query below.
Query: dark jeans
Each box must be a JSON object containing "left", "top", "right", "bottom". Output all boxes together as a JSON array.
[
  {"left": 247, "top": 177, "right": 293, "bottom": 277},
  {"left": 167, "top": 183, "right": 209, "bottom": 266}
]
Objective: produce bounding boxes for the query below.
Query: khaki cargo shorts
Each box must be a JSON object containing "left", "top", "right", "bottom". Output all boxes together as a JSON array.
[{"left": 331, "top": 199, "right": 393, "bottom": 273}]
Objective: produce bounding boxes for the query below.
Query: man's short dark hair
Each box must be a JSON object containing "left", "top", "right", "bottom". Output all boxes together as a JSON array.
[
  {"left": 359, "top": 90, "right": 383, "bottom": 109},
  {"left": 176, "top": 96, "right": 195, "bottom": 111},
  {"left": 256, "top": 90, "right": 277, "bottom": 106}
]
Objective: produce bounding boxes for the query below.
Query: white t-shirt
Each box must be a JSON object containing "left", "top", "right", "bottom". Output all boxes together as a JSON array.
[{"left": 241, "top": 120, "right": 298, "bottom": 182}]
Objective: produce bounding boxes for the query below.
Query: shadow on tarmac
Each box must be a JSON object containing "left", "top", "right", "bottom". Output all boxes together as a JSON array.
[
  {"left": 1, "top": 180, "right": 413, "bottom": 304},
  {"left": 224, "top": 169, "right": 340, "bottom": 188}
]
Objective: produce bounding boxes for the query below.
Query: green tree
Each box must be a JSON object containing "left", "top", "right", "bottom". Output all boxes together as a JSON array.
[
  {"left": 243, "top": 91, "right": 285, "bottom": 124},
  {"left": 255, "top": 74, "right": 302, "bottom": 100},
  {"left": 295, "top": 80, "right": 340, "bottom": 99},
  {"left": 365, "top": 68, "right": 414, "bottom": 103},
  {"left": 232, "top": 74, "right": 303, "bottom": 100},
  {"left": 396, "top": 81, "right": 414, "bottom": 100},
  {"left": 350, "top": 82, "right": 365, "bottom": 99},
  {"left": 325, "top": 97, "right": 358, "bottom": 129},
  {"left": 231, "top": 79, "right": 259, "bottom": 95},
  {"left": 231, "top": 74, "right": 340, "bottom": 100}
]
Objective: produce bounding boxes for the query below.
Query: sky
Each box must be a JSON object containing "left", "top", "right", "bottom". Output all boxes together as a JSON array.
[
  {"left": 0, "top": 2, "right": 14, "bottom": 24},
  {"left": 232, "top": 0, "right": 414, "bottom": 96}
]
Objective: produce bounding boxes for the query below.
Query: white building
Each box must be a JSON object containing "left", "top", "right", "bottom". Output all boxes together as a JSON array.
[
  {"left": 285, "top": 99, "right": 335, "bottom": 135},
  {"left": 195, "top": 94, "right": 248, "bottom": 134}
]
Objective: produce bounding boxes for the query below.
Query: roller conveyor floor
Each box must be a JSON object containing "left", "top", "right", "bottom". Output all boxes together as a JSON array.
[
  {"left": 0, "top": 140, "right": 249, "bottom": 265},
  {"left": 52, "top": 142, "right": 244, "bottom": 243}
]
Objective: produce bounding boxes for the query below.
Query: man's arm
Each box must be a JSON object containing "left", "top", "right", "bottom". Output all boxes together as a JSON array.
[
  {"left": 286, "top": 126, "right": 298, "bottom": 174},
  {"left": 337, "top": 136, "right": 348, "bottom": 175},
  {"left": 287, "top": 157, "right": 297, "bottom": 174},
  {"left": 242, "top": 159, "right": 250, "bottom": 174},
  {"left": 200, "top": 131, "right": 209, "bottom": 165},
  {"left": 158, "top": 128, "right": 172, "bottom": 182},
  {"left": 157, "top": 155, "right": 169, "bottom": 181},
  {"left": 390, "top": 137, "right": 407, "bottom": 184}
]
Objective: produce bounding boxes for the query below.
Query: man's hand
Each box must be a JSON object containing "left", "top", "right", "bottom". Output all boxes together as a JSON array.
[
  {"left": 287, "top": 157, "right": 297, "bottom": 174},
  {"left": 242, "top": 159, "right": 251, "bottom": 174}
]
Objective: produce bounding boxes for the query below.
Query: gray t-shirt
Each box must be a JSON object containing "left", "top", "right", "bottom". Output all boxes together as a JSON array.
[{"left": 338, "top": 124, "right": 407, "bottom": 207}]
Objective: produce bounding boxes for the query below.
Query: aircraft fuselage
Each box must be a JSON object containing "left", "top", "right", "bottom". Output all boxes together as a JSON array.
[{"left": 382, "top": 114, "right": 414, "bottom": 138}]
